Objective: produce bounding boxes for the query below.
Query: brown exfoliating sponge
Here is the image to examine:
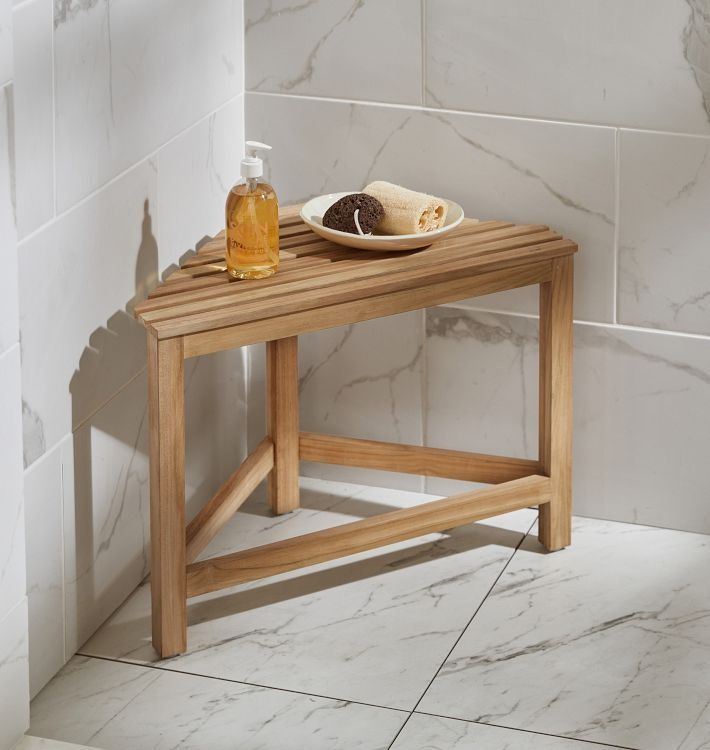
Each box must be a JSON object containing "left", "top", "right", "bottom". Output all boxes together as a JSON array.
[{"left": 322, "top": 193, "right": 384, "bottom": 235}]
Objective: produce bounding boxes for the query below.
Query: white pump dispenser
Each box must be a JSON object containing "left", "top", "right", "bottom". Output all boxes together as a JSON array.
[
  {"left": 241, "top": 140, "right": 272, "bottom": 179},
  {"left": 226, "top": 138, "right": 279, "bottom": 279}
]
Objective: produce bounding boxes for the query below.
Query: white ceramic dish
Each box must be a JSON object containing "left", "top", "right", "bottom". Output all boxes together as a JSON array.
[{"left": 300, "top": 191, "right": 467, "bottom": 251}]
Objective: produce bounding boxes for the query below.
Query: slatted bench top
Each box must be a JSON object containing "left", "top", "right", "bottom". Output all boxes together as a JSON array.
[{"left": 134, "top": 203, "right": 577, "bottom": 355}]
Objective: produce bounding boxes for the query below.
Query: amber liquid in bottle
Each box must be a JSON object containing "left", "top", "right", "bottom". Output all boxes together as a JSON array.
[{"left": 225, "top": 178, "right": 279, "bottom": 279}]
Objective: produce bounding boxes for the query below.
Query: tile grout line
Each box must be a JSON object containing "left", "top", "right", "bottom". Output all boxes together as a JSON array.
[
  {"left": 386, "top": 514, "right": 537, "bottom": 749},
  {"left": 18, "top": 92, "right": 244, "bottom": 246},
  {"left": 73, "top": 652, "right": 409, "bottom": 717},
  {"left": 412, "top": 710, "right": 642, "bottom": 750},
  {"left": 612, "top": 127, "right": 620, "bottom": 325},
  {"left": 436, "top": 301, "right": 710, "bottom": 342},
  {"left": 246, "top": 89, "right": 710, "bottom": 140}
]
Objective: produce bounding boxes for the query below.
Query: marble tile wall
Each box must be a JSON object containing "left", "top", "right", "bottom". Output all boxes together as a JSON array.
[
  {"left": 11, "top": 0, "right": 248, "bottom": 704},
  {"left": 1, "top": 0, "right": 30, "bottom": 747},
  {"left": 244, "top": 1, "right": 710, "bottom": 531}
]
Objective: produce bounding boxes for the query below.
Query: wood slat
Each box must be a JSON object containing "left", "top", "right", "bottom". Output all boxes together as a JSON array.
[
  {"left": 139, "top": 226, "right": 560, "bottom": 331},
  {"left": 185, "top": 437, "right": 274, "bottom": 564},
  {"left": 182, "top": 260, "right": 553, "bottom": 357},
  {"left": 299, "top": 432, "right": 541, "bottom": 484},
  {"left": 151, "top": 238, "right": 567, "bottom": 340},
  {"left": 186, "top": 475, "right": 552, "bottom": 596},
  {"left": 139, "top": 220, "right": 516, "bottom": 313}
]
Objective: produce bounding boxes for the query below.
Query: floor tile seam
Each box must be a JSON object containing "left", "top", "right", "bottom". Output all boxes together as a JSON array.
[
  {"left": 412, "top": 710, "right": 644, "bottom": 750},
  {"left": 73, "top": 652, "right": 410, "bottom": 716},
  {"left": 409, "top": 513, "right": 537, "bottom": 714},
  {"left": 386, "top": 515, "right": 538, "bottom": 749}
]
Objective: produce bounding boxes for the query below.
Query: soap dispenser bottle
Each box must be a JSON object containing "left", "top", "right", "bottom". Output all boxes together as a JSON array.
[{"left": 225, "top": 140, "right": 279, "bottom": 279}]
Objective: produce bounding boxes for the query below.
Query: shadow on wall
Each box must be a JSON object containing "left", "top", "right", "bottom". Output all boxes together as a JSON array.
[{"left": 65, "top": 200, "right": 246, "bottom": 650}]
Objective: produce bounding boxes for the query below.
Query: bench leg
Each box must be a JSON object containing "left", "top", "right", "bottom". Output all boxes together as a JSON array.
[
  {"left": 267, "top": 336, "right": 300, "bottom": 515},
  {"left": 538, "top": 256, "right": 573, "bottom": 551},
  {"left": 147, "top": 334, "right": 187, "bottom": 657}
]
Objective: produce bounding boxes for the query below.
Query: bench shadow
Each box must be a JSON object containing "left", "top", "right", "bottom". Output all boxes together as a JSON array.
[
  {"left": 184, "top": 486, "right": 533, "bottom": 626},
  {"left": 66, "top": 198, "right": 226, "bottom": 648}
]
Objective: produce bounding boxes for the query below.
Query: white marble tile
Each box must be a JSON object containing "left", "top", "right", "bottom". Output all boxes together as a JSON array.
[
  {"left": 618, "top": 130, "right": 710, "bottom": 336},
  {"left": 12, "top": 0, "right": 53, "bottom": 239},
  {"left": 425, "top": 308, "right": 710, "bottom": 533},
  {"left": 426, "top": 0, "right": 710, "bottom": 134},
  {"left": 31, "top": 655, "right": 406, "bottom": 750},
  {"left": 53, "top": 0, "right": 242, "bottom": 209},
  {"left": 573, "top": 320, "right": 710, "bottom": 533},
  {"left": 24, "top": 445, "right": 65, "bottom": 699},
  {"left": 392, "top": 713, "right": 617, "bottom": 750},
  {"left": 156, "top": 95, "right": 243, "bottom": 274},
  {"left": 419, "top": 518, "right": 710, "bottom": 750},
  {"left": 0, "top": 0, "right": 11, "bottom": 87},
  {"left": 0, "top": 345, "right": 26, "bottom": 616},
  {"left": 246, "top": 0, "right": 421, "bottom": 104},
  {"left": 81, "top": 477, "right": 535, "bottom": 710},
  {"left": 246, "top": 93, "right": 615, "bottom": 322},
  {"left": 299, "top": 312, "right": 424, "bottom": 490},
  {"left": 0, "top": 599, "right": 30, "bottom": 750},
  {"left": 19, "top": 159, "right": 157, "bottom": 467},
  {"left": 0, "top": 82, "right": 19, "bottom": 356}
]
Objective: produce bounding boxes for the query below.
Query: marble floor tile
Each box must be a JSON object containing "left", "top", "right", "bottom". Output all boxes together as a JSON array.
[
  {"left": 81, "top": 478, "right": 535, "bottom": 710},
  {"left": 419, "top": 518, "right": 710, "bottom": 750},
  {"left": 20, "top": 738, "right": 97, "bottom": 750},
  {"left": 30, "top": 655, "right": 406, "bottom": 750},
  {"left": 679, "top": 701, "right": 710, "bottom": 750},
  {"left": 392, "top": 713, "right": 618, "bottom": 749}
]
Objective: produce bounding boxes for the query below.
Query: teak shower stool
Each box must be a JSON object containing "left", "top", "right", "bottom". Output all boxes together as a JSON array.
[{"left": 134, "top": 203, "right": 576, "bottom": 658}]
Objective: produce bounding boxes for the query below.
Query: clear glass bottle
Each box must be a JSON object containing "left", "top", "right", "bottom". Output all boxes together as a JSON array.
[{"left": 226, "top": 141, "right": 279, "bottom": 279}]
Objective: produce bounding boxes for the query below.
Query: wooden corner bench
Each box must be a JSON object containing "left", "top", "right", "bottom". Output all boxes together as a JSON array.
[{"left": 134, "top": 204, "right": 576, "bottom": 658}]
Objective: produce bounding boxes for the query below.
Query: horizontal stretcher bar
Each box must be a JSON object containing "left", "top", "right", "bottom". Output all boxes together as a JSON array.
[
  {"left": 185, "top": 474, "right": 551, "bottom": 597},
  {"left": 299, "top": 432, "right": 541, "bottom": 484}
]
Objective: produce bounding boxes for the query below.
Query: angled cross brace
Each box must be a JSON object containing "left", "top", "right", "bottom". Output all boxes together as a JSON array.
[{"left": 186, "top": 474, "right": 551, "bottom": 597}]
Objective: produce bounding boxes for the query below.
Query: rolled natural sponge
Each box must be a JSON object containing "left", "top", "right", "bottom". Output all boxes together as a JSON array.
[
  {"left": 363, "top": 181, "right": 448, "bottom": 234},
  {"left": 322, "top": 193, "right": 384, "bottom": 235}
]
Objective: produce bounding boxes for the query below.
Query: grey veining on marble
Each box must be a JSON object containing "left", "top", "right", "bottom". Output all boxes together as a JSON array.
[
  {"left": 426, "top": 0, "right": 710, "bottom": 134},
  {"left": 298, "top": 313, "right": 424, "bottom": 491},
  {"left": 246, "top": 92, "right": 615, "bottom": 322},
  {"left": 80, "top": 477, "right": 535, "bottom": 710},
  {"left": 419, "top": 517, "right": 710, "bottom": 750},
  {"left": 425, "top": 307, "right": 710, "bottom": 533},
  {"left": 391, "top": 713, "right": 618, "bottom": 750},
  {"left": 246, "top": 0, "right": 421, "bottom": 104},
  {"left": 30, "top": 655, "right": 406, "bottom": 750},
  {"left": 618, "top": 129, "right": 710, "bottom": 336},
  {"left": 679, "top": 700, "right": 710, "bottom": 750}
]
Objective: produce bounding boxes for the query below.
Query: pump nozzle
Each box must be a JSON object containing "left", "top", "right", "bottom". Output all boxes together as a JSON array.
[{"left": 241, "top": 140, "right": 272, "bottom": 179}]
